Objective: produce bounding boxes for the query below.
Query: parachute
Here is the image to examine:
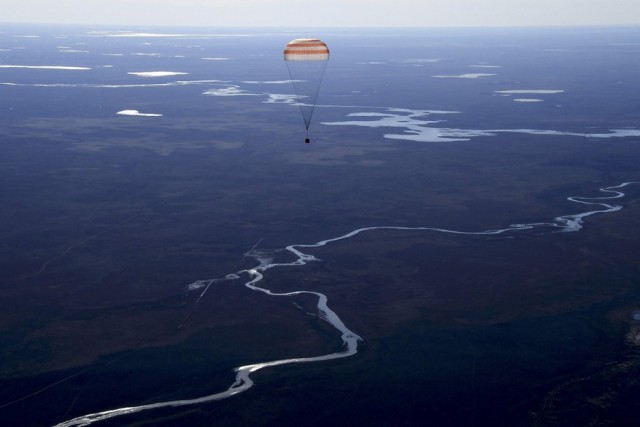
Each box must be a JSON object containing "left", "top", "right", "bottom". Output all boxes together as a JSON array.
[{"left": 284, "top": 38, "right": 329, "bottom": 143}]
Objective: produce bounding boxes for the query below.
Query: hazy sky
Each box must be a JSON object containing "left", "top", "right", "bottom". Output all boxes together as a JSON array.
[{"left": 1, "top": 0, "right": 639, "bottom": 28}]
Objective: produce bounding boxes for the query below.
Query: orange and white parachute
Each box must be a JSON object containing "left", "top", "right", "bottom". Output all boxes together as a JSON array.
[
  {"left": 284, "top": 39, "right": 329, "bottom": 142},
  {"left": 284, "top": 38, "right": 330, "bottom": 61}
]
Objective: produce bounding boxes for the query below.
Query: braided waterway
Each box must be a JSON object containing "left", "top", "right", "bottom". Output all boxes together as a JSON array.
[{"left": 54, "top": 182, "right": 637, "bottom": 427}]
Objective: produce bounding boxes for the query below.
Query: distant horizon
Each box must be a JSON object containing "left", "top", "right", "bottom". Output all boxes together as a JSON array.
[{"left": 3, "top": 21, "right": 640, "bottom": 30}]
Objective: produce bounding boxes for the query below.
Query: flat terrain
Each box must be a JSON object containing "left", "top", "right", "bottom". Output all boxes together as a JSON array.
[{"left": 1, "top": 25, "right": 640, "bottom": 426}]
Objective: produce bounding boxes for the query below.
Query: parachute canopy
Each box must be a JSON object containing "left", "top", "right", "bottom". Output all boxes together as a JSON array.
[
  {"left": 284, "top": 39, "right": 329, "bottom": 140},
  {"left": 284, "top": 38, "right": 330, "bottom": 61}
]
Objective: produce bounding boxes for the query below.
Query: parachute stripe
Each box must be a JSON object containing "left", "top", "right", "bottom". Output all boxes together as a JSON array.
[
  {"left": 284, "top": 50, "right": 329, "bottom": 55},
  {"left": 285, "top": 53, "right": 329, "bottom": 61},
  {"left": 285, "top": 46, "right": 329, "bottom": 53},
  {"left": 286, "top": 43, "right": 327, "bottom": 48}
]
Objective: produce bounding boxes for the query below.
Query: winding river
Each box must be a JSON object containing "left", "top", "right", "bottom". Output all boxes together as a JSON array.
[{"left": 54, "top": 182, "right": 637, "bottom": 427}]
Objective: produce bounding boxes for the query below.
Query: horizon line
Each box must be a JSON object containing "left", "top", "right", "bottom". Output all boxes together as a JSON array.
[{"left": 2, "top": 21, "right": 640, "bottom": 30}]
